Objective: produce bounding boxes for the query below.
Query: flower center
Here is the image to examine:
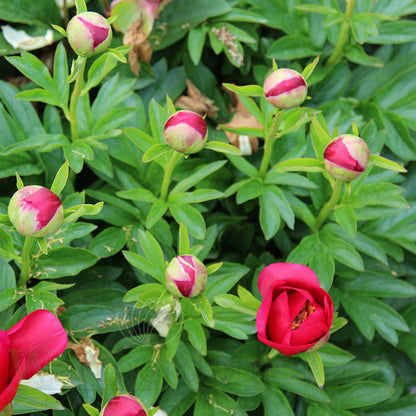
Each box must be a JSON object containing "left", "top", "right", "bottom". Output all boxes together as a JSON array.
[{"left": 291, "top": 299, "right": 315, "bottom": 331}]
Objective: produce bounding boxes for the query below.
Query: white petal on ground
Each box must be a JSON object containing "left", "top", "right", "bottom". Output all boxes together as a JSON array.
[
  {"left": 84, "top": 345, "right": 102, "bottom": 379},
  {"left": 20, "top": 373, "right": 64, "bottom": 395},
  {"left": 2, "top": 25, "right": 54, "bottom": 51},
  {"left": 150, "top": 304, "right": 172, "bottom": 338}
]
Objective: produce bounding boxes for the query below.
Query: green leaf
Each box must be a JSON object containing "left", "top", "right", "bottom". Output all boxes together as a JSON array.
[
  {"left": 83, "top": 404, "right": 100, "bottom": 416},
  {"left": 345, "top": 44, "right": 384, "bottom": 68},
  {"left": 214, "top": 293, "right": 257, "bottom": 317},
  {"left": 295, "top": 4, "right": 338, "bottom": 14},
  {"left": 123, "top": 251, "right": 165, "bottom": 283},
  {"left": 142, "top": 143, "right": 171, "bottom": 163},
  {"left": 236, "top": 178, "right": 262, "bottom": 204},
  {"left": 206, "top": 366, "right": 264, "bottom": 397},
  {"left": 12, "top": 385, "right": 64, "bottom": 413},
  {"left": 117, "top": 188, "right": 158, "bottom": 203},
  {"left": 0, "top": 228, "right": 17, "bottom": 260},
  {"left": 317, "top": 343, "right": 354, "bottom": 366},
  {"left": 267, "top": 35, "right": 320, "bottom": 60},
  {"left": 171, "top": 160, "right": 227, "bottom": 193},
  {"left": 262, "top": 386, "right": 295, "bottom": 416},
  {"left": 226, "top": 154, "right": 258, "bottom": 177},
  {"left": 302, "top": 55, "right": 320, "bottom": 80},
  {"left": 222, "top": 83, "right": 264, "bottom": 97},
  {"left": 367, "top": 20, "right": 416, "bottom": 44},
  {"left": 326, "top": 381, "right": 393, "bottom": 409},
  {"left": 305, "top": 351, "right": 325, "bottom": 388},
  {"left": 146, "top": 200, "right": 169, "bottom": 229},
  {"left": 174, "top": 341, "right": 199, "bottom": 392},
  {"left": 76, "top": 0, "right": 87, "bottom": 13},
  {"left": 189, "top": 294, "right": 214, "bottom": 327},
  {"left": 370, "top": 154, "right": 407, "bottom": 172},
  {"left": 135, "top": 362, "right": 163, "bottom": 408},
  {"left": 204, "top": 262, "right": 249, "bottom": 302},
  {"left": 265, "top": 368, "right": 330, "bottom": 402},
  {"left": 50, "top": 161, "right": 69, "bottom": 196},
  {"left": 321, "top": 230, "right": 364, "bottom": 271},
  {"left": 89, "top": 227, "right": 127, "bottom": 258},
  {"left": 102, "top": 364, "right": 119, "bottom": 408},
  {"left": 34, "top": 247, "right": 99, "bottom": 279},
  {"left": 179, "top": 222, "right": 190, "bottom": 255},
  {"left": 6, "top": 51, "right": 54, "bottom": 91},
  {"left": 205, "top": 140, "right": 242, "bottom": 155},
  {"left": 0, "top": 288, "right": 25, "bottom": 313},
  {"left": 274, "top": 158, "right": 325, "bottom": 172},
  {"left": 170, "top": 203, "right": 206, "bottom": 239},
  {"left": 187, "top": 26, "right": 207, "bottom": 65},
  {"left": 334, "top": 205, "right": 357, "bottom": 238},
  {"left": 184, "top": 319, "right": 207, "bottom": 355}
]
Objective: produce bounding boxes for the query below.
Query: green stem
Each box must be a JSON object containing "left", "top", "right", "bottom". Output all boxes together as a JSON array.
[
  {"left": 160, "top": 150, "right": 182, "bottom": 201},
  {"left": 17, "top": 236, "right": 35, "bottom": 287},
  {"left": 69, "top": 57, "right": 87, "bottom": 142},
  {"left": 327, "top": 0, "right": 355, "bottom": 66},
  {"left": 315, "top": 179, "right": 343, "bottom": 230},
  {"left": 259, "top": 110, "right": 282, "bottom": 178}
]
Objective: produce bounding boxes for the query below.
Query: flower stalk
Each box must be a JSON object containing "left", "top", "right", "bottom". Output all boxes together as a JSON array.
[
  {"left": 17, "top": 236, "right": 35, "bottom": 288},
  {"left": 315, "top": 179, "right": 343, "bottom": 230},
  {"left": 259, "top": 110, "right": 282, "bottom": 178},
  {"left": 327, "top": 0, "right": 355, "bottom": 66},
  {"left": 160, "top": 150, "right": 182, "bottom": 201},
  {"left": 69, "top": 57, "right": 87, "bottom": 142}
]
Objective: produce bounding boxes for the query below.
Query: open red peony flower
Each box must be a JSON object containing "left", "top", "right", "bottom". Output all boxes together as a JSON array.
[
  {"left": 0, "top": 310, "right": 68, "bottom": 412},
  {"left": 256, "top": 263, "right": 333, "bottom": 356}
]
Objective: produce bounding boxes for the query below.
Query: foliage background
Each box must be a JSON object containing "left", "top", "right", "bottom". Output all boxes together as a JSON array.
[{"left": 0, "top": 0, "right": 416, "bottom": 415}]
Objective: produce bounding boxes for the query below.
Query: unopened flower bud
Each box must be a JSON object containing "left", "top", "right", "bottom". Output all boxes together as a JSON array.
[
  {"left": 67, "top": 12, "right": 112, "bottom": 57},
  {"left": 165, "top": 255, "right": 208, "bottom": 298},
  {"left": 263, "top": 68, "right": 307, "bottom": 109},
  {"left": 103, "top": 395, "right": 147, "bottom": 416},
  {"left": 8, "top": 186, "right": 64, "bottom": 237},
  {"left": 164, "top": 110, "right": 208, "bottom": 154},
  {"left": 324, "top": 134, "right": 370, "bottom": 181}
]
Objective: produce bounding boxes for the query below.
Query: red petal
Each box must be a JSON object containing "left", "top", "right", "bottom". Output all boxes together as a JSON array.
[
  {"left": 258, "top": 263, "right": 320, "bottom": 297},
  {"left": 0, "top": 331, "right": 10, "bottom": 393},
  {"left": 6, "top": 310, "right": 67, "bottom": 380},
  {"left": 103, "top": 395, "right": 146, "bottom": 416},
  {"left": 266, "top": 291, "right": 292, "bottom": 344},
  {"left": 0, "top": 358, "right": 25, "bottom": 412}
]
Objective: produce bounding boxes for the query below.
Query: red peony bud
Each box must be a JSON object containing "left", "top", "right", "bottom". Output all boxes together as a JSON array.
[
  {"left": 103, "top": 395, "right": 147, "bottom": 416},
  {"left": 164, "top": 110, "right": 208, "bottom": 154},
  {"left": 67, "top": 12, "right": 112, "bottom": 57},
  {"left": 324, "top": 134, "right": 370, "bottom": 181},
  {"left": 263, "top": 68, "right": 307, "bottom": 109},
  {"left": 165, "top": 255, "right": 208, "bottom": 298},
  {"left": 8, "top": 186, "right": 64, "bottom": 238}
]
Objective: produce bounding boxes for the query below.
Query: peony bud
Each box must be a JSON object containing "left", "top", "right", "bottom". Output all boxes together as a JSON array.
[
  {"left": 103, "top": 395, "right": 147, "bottom": 416},
  {"left": 165, "top": 255, "right": 208, "bottom": 298},
  {"left": 8, "top": 186, "right": 64, "bottom": 237},
  {"left": 164, "top": 110, "right": 208, "bottom": 154},
  {"left": 263, "top": 68, "right": 307, "bottom": 109},
  {"left": 67, "top": 12, "right": 112, "bottom": 57},
  {"left": 324, "top": 134, "right": 370, "bottom": 181}
]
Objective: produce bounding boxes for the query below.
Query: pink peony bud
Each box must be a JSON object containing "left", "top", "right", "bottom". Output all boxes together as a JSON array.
[
  {"left": 66, "top": 12, "right": 112, "bottom": 57},
  {"left": 263, "top": 68, "right": 307, "bottom": 109},
  {"left": 8, "top": 186, "right": 64, "bottom": 238},
  {"left": 165, "top": 255, "right": 208, "bottom": 298},
  {"left": 103, "top": 395, "right": 147, "bottom": 416},
  {"left": 324, "top": 134, "right": 370, "bottom": 181},
  {"left": 164, "top": 110, "right": 208, "bottom": 154}
]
